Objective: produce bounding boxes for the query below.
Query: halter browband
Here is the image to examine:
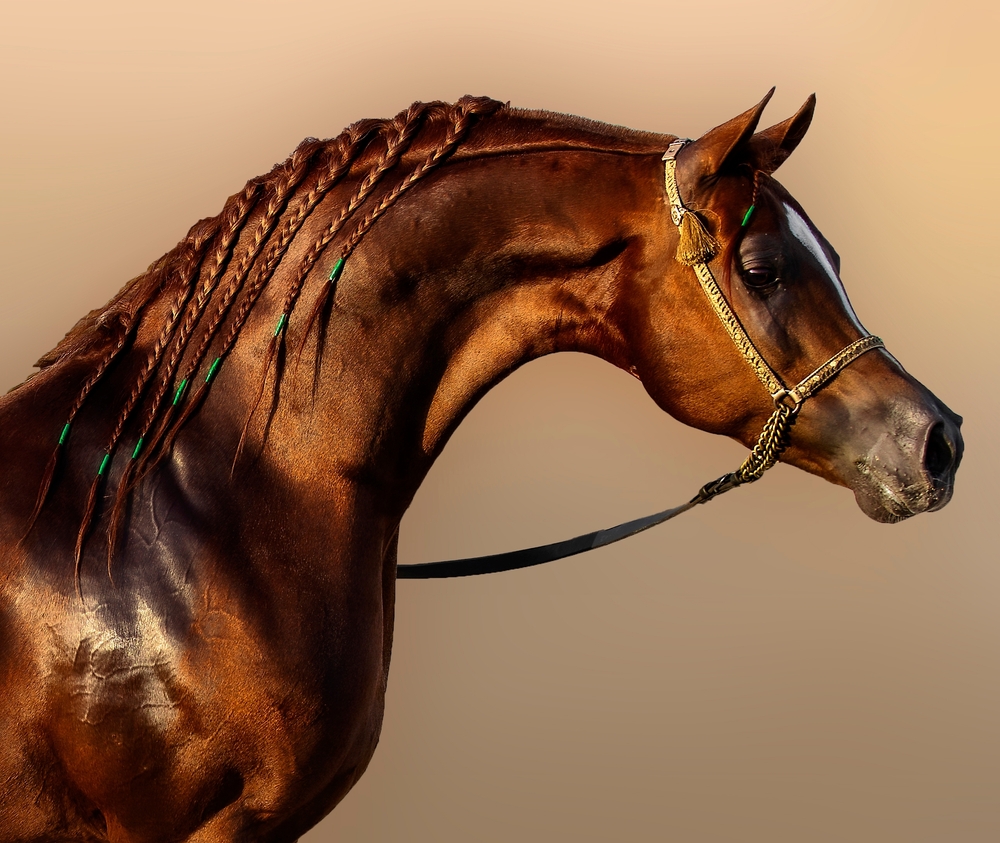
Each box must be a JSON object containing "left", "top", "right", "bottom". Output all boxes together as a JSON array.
[{"left": 395, "top": 142, "right": 884, "bottom": 578}]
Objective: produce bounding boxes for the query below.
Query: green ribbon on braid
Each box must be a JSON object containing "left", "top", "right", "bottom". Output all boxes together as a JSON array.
[
  {"left": 155, "top": 261, "right": 332, "bottom": 430},
  {"left": 328, "top": 257, "right": 345, "bottom": 284}
]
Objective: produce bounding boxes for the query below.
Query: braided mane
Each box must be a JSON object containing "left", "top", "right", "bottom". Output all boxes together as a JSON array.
[{"left": 22, "top": 95, "right": 669, "bottom": 565}]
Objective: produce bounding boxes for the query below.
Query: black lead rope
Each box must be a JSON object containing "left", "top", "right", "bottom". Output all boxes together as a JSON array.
[{"left": 395, "top": 472, "right": 739, "bottom": 579}]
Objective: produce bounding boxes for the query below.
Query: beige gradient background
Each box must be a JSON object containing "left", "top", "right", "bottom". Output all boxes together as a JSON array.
[{"left": 3, "top": 1, "right": 999, "bottom": 840}]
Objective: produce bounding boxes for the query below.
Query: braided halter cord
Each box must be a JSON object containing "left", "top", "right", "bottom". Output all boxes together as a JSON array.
[
  {"left": 661, "top": 139, "right": 884, "bottom": 500},
  {"left": 397, "top": 143, "right": 885, "bottom": 578}
]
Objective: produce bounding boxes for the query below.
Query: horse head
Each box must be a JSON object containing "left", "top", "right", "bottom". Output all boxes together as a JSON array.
[{"left": 623, "top": 90, "right": 962, "bottom": 522}]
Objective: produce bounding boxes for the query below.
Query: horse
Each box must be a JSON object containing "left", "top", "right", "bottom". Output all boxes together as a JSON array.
[{"left": 0, "top": 91, "right": 962, "bottom": 842}]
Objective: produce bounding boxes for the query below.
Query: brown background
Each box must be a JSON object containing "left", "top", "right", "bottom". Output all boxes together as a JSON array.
[{"left": 3, "top": 1, "right": 998, "bottom": 840}]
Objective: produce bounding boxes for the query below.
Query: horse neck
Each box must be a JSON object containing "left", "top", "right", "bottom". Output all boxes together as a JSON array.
[{"left": 254, "top": 148, "right": 668, "bottom": 523}]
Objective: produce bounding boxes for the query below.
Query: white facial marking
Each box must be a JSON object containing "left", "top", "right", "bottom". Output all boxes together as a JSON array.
[{"left": 783, "top": 202, "right": 866, "bottom": 333}]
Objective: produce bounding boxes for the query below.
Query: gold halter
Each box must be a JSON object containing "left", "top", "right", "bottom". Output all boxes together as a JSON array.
[{"left": 662, "top": 139, "right": 884, "bottom": 498}]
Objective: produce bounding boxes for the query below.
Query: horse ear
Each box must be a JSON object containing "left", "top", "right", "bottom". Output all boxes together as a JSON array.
[
  {"left": 682, "top": 88, "right": 775, "bottom": 180},
  {"left": 748, "top": 94, "right": 816, "bottom": 174}
]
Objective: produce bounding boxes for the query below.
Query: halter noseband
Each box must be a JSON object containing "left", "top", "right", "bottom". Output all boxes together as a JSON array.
[{"left": 661, "top": 139, "right": 884, "bottom": 500}]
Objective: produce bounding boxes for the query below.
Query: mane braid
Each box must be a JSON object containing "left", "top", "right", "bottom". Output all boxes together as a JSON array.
[
  {"left": 24, "top": 206, "right": 233, "bottom": 543},
  {"left": 299, "top": 96, "right": 503, "bottom": 353},
  {"left": 241, "top": 96, "right": 502, "bottom": 462},
  {"left": 719, "top": 170, "right": 770, "bottom": 299},
  {"left": 72, "top": 218, "right": 221, "bottom": 573},
  {"left": 133, "top": 118, "right": 392, "bottom": 481},
  {"left": 343, "top": 98, "right": 497, "bottom": 255},
  {"left": 104, "top": 116, "right": 398, "bottom": 546},
  {"left": 119, "top": 139, "right": 330, "bottom": 494},
  {"left": 104, "top": 180, "right": 262, "bottom": 556},
  {"left": 22, "top": 322, "right": 132, "bottom": 542},
  {"left": 53, "top": 96, "right": 508, "bottom": 569},
  {"left": 234, "top": 100, "right": 440, "bottom": 461}
]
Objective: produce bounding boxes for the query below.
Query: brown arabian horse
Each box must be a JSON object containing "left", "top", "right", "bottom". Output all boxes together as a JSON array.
[{"left": 0, "top": 92, "right": 962, "bottom": 841}]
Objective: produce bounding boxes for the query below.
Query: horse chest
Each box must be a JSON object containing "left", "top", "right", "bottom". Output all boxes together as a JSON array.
[{"left": 14, "top": 559, "right": 381, "bottom": 809}]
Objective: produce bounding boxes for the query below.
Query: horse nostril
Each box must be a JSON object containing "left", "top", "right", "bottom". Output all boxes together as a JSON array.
[{"left": 924, "top": 422, "right": 956, "bottom": 480}]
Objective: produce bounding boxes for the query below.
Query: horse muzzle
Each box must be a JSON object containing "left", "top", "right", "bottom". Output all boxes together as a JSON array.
[{"left": 851, "top": 403, "right": 964, "bottom": 523}]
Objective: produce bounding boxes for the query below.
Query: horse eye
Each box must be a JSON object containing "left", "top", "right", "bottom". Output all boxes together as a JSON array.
[{"left": 740, "top": 266, "right": 780, "bottom": 290}]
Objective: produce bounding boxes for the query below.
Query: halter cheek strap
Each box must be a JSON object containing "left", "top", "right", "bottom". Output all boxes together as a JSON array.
[{"left": 662, "top": 139, "right": 884, "bottom": 496}]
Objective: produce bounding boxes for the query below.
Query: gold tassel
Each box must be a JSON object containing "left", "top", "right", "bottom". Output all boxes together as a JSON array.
[{"left": 676, "top": 209, "right": 720, "bottom": 266}]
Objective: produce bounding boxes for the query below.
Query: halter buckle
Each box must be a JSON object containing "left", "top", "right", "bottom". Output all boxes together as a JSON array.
[{"left": 662, "top": 139, "right": 690, "bottom": 162}]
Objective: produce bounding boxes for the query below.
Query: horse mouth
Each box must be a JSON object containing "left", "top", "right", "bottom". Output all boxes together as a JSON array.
[{"left": 853, "top": 458, "right": 955, "bottom": 524}]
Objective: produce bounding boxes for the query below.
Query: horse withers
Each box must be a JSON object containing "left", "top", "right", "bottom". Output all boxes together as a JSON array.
[{"left": 0, "top": 92, "right": 961, "bottom": 841}]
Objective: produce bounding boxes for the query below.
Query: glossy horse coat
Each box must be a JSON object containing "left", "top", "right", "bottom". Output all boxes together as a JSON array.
[{"left": 0, "top": 94, "right": 961, "bottom": 841}]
